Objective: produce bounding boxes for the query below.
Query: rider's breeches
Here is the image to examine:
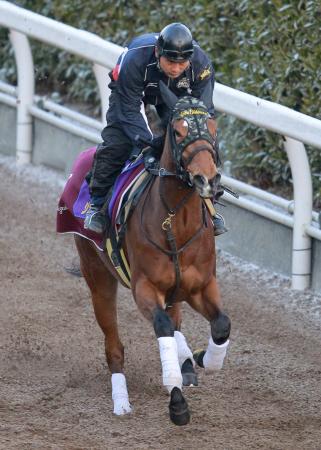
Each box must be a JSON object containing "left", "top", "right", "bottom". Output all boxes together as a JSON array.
[{"left": 88, "top": 125, "right": 132, "bottom": 204}]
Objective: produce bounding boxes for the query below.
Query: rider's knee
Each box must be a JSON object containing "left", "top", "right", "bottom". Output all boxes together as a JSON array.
[
  {"left": 153, "top": 307, "right": 175, "bottom": 338},
  {"left": 210, "top": 312, "right": 231, "bottom": 345}
]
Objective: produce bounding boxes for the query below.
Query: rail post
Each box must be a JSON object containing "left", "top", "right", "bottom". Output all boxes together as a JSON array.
[
  {"left": 9, "top": 30, "right": 34, "bottom": 164},
  {"left": 284, "top": 137, "right": 313, "bottom": 289}
]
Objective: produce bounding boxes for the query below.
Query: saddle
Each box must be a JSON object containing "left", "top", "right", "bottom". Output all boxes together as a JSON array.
[{"left": 106, "top": 157, "right": 153, "bottom": 287}]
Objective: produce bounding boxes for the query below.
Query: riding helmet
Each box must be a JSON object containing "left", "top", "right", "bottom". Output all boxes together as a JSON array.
[{"left": 157, "top": 23, "right": 194, "bottom": 61}]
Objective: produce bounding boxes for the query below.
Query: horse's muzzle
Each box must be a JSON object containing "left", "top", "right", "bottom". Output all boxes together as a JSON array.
[{"left": 190, "top": 174, "right": 215, "bottom": 198}]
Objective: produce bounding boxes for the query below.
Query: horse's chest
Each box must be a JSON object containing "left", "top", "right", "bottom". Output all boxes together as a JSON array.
[{"left": 180, "top": 266, "right": 210, "bottom": 293}]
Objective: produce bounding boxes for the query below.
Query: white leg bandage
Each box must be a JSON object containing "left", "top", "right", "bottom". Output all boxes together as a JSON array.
[
  {"left": 158, "top": 336, "right": 182, "bottom": 393},
  {"left": 174, "top": 331, "right": 194, "bottom": 368},
  {"left": 111, "top": 373, "right": 132, "bottom": 415},
  {"left": 203, "top": 337, "right": 230, "bottom": 372}
]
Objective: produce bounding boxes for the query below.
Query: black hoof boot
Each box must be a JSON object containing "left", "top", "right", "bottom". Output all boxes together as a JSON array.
[
  {"left": 181, "top": 359, "right": 198, "bottom": 386},
  {"left": 169, "top": 387, "right": 190, "bottom": 426},
  {"left": 193, "top": 349, "right": 205, "bottom": 368}
]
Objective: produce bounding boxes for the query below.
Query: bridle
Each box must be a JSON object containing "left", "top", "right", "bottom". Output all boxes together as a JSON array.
[
  {"left": 169, "top": 96, "right": 219, "bottom": 184},
  {"left": 147, "top": 96, "right": 219, "bottom": 185}
]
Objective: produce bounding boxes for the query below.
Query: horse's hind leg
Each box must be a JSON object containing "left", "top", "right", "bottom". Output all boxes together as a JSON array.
[
  {"left": 75, "top": 236, "right": 131, "bottom": 415},
  {"left": 167, "top": 304, "right": 198, "bottom": 387}
]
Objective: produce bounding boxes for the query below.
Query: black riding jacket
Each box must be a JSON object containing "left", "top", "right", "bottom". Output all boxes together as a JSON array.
[{"left": 106, "top": 33, "right": 215, "bottom": 147}]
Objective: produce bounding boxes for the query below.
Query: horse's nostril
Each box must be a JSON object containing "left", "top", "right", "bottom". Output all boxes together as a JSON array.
[
  {"left": 210, "top": 173, "right": 220, "bottom": 188},
  {"left": 194, "top": 175, "right": 207, "bottom": 185}
]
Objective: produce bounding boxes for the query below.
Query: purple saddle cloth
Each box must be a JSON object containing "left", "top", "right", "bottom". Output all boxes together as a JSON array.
[{"left": 57, "top": 147, "right": 144, "bottom": 250}]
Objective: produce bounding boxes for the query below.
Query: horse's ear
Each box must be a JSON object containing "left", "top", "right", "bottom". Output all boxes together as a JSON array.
[
  {"left": 199, "top": 82, "right": 213, "bottom": 109},
  {"left": 159, "top": 80, "right": 178, "bottom": 109}
]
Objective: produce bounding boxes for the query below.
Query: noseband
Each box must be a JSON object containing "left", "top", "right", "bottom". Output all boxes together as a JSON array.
[{"left": 169, "top": 96, "right": 218, "bottom": 183}]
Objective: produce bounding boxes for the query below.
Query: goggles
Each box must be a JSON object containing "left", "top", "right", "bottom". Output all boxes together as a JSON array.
[{"left": 161, "top": 48, "right": 194, "bottom": 61}]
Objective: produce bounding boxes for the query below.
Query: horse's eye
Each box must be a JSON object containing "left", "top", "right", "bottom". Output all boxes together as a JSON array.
[{"left": 174, "top": 129, "right": 182, "bottom": 138}]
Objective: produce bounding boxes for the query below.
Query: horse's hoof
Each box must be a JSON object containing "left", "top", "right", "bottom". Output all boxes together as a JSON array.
[
  {"left": 182, "top": 371, "right": 198, "bottom": 386},
  {"left": 193, "top": 349, "right": 205, "bottom": 368},
  {"left": 181, "top": 359, "right": 198, "bottom": 386},
  {"left": 169, "top": 387, "right": 190, "bottom": 426}
]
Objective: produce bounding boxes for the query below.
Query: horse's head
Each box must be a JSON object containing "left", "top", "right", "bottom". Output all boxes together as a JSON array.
[{"left": 160, "top": 81, "right": 220, "bottom": 198}]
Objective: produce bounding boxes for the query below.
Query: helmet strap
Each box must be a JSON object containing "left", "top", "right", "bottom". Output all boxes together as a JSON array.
[{"left": 155, "top": 47, "right": 162, "bottom": 70}]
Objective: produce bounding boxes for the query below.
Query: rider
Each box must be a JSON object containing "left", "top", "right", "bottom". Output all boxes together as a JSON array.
[{"left": 84, "top": 23, "right": 227, "bottom": 235}]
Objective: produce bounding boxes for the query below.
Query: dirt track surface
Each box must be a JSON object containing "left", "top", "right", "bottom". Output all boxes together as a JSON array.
[{"left": 1, "top": 157, "right": 320, "bottom": 450}]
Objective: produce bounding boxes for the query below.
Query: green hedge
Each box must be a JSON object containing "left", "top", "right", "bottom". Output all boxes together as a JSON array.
[{"left": 1, "top": 0, "right": 320, "bottom": 206}]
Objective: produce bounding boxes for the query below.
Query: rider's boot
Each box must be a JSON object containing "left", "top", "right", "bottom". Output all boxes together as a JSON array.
[
  {"left": 84, "top": 197, "right": 106, "bottom": 234},
  {"left": 213, "top": 212, "right": 228, "bottom": 236},
  {"left": 212, "top": 182, "right": 228, "bottom": 236}
]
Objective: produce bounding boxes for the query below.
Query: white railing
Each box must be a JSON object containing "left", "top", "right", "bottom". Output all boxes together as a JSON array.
[{"left": 0, "top": 0, "right": 320, "bottom": 290}]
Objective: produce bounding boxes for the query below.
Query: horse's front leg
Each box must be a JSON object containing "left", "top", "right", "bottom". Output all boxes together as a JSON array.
[
  {"left": 167, "top": 304, "right": 198, "bottom": 386},
  {"left": 190, "top": 277, "right": 231, "bottom": 372},
  {"left": 134, "top": 279, "right": 190, "bottom": 425}
]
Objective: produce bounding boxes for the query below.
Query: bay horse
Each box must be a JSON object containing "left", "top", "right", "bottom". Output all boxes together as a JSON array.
[{"left": 74, "top": 82, "right": 231, "bottom": 425}]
